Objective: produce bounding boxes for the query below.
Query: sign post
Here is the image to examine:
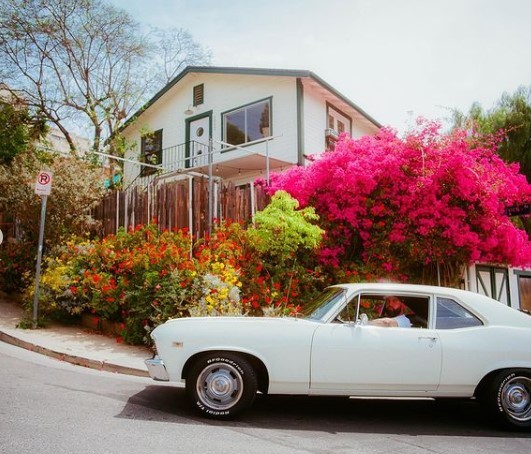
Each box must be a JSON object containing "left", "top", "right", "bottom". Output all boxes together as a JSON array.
[{"left": 33, "top": 171, "right": 53, "bottom": 328}]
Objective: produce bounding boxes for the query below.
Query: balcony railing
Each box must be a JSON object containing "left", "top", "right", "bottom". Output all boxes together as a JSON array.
[{"left": 127, "top": 140, "right": 210, "bottom": 189}]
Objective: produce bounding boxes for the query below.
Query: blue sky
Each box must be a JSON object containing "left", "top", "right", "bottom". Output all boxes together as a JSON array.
[{"left": 111, "top": 0, "right": 531, "bottom": 132}]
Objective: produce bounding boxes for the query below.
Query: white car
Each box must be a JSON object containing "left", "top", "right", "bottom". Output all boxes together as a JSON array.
[{"left": 145, "top": 283, "right": 531, "bottom": 429}]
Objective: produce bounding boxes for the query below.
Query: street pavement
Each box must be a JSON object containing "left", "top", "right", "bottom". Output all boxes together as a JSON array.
[{"left": 0, "top": 292, "right": 151, "bottom": 377}]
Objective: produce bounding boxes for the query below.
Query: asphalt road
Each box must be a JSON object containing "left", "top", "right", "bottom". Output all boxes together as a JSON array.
[{"left": 1, "top": 341, "right": 530, "bottom": 454}]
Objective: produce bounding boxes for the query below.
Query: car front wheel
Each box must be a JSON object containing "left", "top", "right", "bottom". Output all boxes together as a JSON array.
[
  {"left": 483, "top": 369, "right": 531, "bottom": 430},
  {"left": 186, "top": 353, "right": 258, "bottom": 419}
]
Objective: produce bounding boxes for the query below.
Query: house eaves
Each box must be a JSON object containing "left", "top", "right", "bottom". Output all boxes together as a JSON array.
[{"left": 121, "top": 66, "right": 382, "bottom": 131}]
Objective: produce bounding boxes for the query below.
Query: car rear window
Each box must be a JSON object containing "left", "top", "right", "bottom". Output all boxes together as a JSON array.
[{"left": 436, "top": 297, "right": 483, "bottom": 329}]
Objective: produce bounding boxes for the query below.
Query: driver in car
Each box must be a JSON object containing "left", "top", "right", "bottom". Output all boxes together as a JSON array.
[{"left": 369, "top": 296, "right": 412, "bottom": 328}]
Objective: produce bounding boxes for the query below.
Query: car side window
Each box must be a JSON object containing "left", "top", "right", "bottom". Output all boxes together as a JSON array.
[
  {"left": 336, "top": 294, "right": 429, "bottom": 328},
  {"left": 435, "top": 297, "right": 483, "bottom": 329}
]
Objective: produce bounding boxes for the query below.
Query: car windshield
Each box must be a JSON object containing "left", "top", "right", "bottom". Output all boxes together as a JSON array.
[{"left": 303, "top": 287, "right": 346, "bottom": 321}]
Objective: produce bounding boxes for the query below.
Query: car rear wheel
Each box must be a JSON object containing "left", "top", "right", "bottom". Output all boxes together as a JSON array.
[
  {"left": 186, "top": 353, "right": 257, "bottom": 419},
  {"left": 483, "top": 369, "right": 531, "bottom": 430}
]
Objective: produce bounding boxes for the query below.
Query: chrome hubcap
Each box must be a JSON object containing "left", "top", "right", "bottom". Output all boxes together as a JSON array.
[
  {"left": 197, "top": 363, "right": 243, "bottom": 411},
  {"left": 501, "top": 377, "right": 531, "bottom": 421}
]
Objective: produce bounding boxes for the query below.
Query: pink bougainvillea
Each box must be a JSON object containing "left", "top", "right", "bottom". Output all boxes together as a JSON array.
[{"left": 266, "top": 121, "right": 531, "bottom": 273}]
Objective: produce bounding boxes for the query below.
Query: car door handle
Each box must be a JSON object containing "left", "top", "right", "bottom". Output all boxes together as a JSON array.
[{"left": 418, "top": 336, "right": 438, "bottom": 348}]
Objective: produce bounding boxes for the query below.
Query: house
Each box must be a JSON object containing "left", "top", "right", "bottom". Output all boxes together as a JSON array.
[
  {"left": 120, "top": 66, "right": 381, "bottom": 186},
  {"left": 117, "top": 66, "right": 530, "bottom": 312},
  {"left": 38, "top": 127, "right": 91, "bottom": 157}
]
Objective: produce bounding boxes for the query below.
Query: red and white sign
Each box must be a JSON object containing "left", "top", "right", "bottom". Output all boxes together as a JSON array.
[{"left": 35, "top": 170, "right": 53, "bottom": 196}]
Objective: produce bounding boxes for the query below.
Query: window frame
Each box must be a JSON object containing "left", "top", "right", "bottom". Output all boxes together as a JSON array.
[
  {"left": 435, "top": 297, "right": 484, "bottom": 330},
  {"left": 334, "top": 292, "right": 431, "bottom": 328},
  {"left": 140, "top": 129, "right": 163, "bottom": 177},
  {"left": 515, "top": 270, "right": 531, "bottom": 313},
  {"left": 221, "top": 97, "right": 272, "bottom": 150}
]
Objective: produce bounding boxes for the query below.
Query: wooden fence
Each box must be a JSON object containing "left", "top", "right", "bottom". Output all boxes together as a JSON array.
[{"left": 91, "top": 176, "right": 270, "bottom": 238}]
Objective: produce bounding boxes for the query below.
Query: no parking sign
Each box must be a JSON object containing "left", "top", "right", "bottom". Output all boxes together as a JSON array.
[
  {"left": 35, "top": 170, "right": 53, "bottom": 195},
  {"left": 33, "top": 170, "right": 53, "bottom": 327}
]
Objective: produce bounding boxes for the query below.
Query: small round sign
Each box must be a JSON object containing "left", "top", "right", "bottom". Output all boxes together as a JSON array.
[{"left": 35, "top": 170, "right": 53, "bottom": 196}]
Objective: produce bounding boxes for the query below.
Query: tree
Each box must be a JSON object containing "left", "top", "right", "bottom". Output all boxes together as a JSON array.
[
  {"left": 0, "top": 0, "right": 210, "bottom": 156},
  {"left": 154, "top": 27, "right": 212, "bottom": 85},
  {"left": 0, "top": 91, "right": 47, "bottom": 165},
  {"left": 451, "top": 87, "right": 531, "bottom": 235},
  {"left": 267, "top": 122, "right": 531, "bottom": 285},
  {"left": 452, "top": 86, "right": 531, "bottom": 182},
  {"left": 0, "top": 149, "right": 106, "bottom": 245}
]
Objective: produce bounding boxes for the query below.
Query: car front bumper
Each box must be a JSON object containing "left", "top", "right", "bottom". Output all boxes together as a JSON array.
[{"left": 145, "top": 356, "right": 169, "bottom": 381}]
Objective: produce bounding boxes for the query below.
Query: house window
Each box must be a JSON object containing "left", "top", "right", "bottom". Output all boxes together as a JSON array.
[
  {"left": 223, "top": 98, "right": 271, "bottom": 146},
  {"left": 517, "top": 273, "right": 531, "bottom": 313},
  {"left": 193, "top": 84, "right": 204, "bottom": 106},
  {"left": 326, "top": 103, "right": 352, "bottom": 151},
  {"left": 337, "top": 120, "right": 345, "bottom": 134},
  {"left": 140, "top": 129, "right": 162, "bottom": 176}
]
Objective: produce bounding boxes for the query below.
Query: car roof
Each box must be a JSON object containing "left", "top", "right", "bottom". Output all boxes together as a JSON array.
[{"left": 332, "top": 282, "right": 531, "bottom": 328}]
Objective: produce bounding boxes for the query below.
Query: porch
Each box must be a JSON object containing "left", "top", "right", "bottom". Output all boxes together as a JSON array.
[{"left": 124, "top": 139, "right": 295, "bottom": 189}]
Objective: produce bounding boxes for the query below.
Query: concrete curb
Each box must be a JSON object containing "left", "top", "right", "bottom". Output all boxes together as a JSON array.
[{"left": 0, "top": 330, "right": 149, "bottom": 378}]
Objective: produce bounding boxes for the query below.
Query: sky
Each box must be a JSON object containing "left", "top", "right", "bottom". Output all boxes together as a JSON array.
[{"left": 110, "top": 0, "right": 531, "bottom": 132}]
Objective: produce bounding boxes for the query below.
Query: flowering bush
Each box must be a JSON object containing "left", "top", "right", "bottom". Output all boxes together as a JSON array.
[
  {"left": 0, "top": 149, "right": 105, "bottom": 246},
  {"left": 30, "top": 225, "right": 196, "bottom": 343},
  {"left": 189, "top": 265, "right": 243, "bottom": 317},
  {"left": 32, "top": 212, "right": 325, "bottom": 344},
  {"left": 0, "top": 239, "right": 35, "bottom": 293},
  {"left": 245, "top": 191, "right": 326, "bottom": 315},
  {"left": 267, "top": 121, "right": 531, "bottom": 284}
]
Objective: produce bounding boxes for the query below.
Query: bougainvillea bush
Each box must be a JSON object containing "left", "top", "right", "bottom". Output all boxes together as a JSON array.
[{"left": 266, "top": 121, "right": 531, "bottom": 284}]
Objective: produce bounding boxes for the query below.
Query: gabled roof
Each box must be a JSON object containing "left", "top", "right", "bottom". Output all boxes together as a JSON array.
[{"left": 122, "top": 66, "right": 381, "bottom": 129}]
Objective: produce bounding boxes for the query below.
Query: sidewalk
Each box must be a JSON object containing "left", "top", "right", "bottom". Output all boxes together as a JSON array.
[{"left": 0, "top": 293, "right": 151, "bottom": 377}]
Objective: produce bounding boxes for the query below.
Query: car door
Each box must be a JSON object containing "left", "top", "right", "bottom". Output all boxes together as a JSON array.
[{"left": 309, "top": 294, "right": 442, "bottom": 393}]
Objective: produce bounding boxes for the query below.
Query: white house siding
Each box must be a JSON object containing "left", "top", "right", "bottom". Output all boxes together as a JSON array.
[
  {"left": 301, "top": 79, "right": 380, "bottom": 162},
  {"left": 302, "top": 84, "right": 327, "bottom": 158},
  {"left": 122, "top": 72, "right": 301, "bottom": 184},
  {"left": 201, "top": 73, "right": 298, "bottom": 167},
  {"left": 351, "top": 119, "right": 377, "bottom": 138}
]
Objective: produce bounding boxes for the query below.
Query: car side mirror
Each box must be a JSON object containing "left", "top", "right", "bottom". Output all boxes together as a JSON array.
[{"left": 357, "top": 313, "right": 369, "bottom": 326}]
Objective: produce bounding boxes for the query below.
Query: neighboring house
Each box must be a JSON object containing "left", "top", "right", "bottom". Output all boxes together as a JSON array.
[
  {"left": 40, "top": 127, "right": 91, "bottom": 157},
  {"left": 120, "top": 66, "right": 381, "bottom": 186},
  {"left": 465, "top": 264, "right": 530, "bottom": 314}
]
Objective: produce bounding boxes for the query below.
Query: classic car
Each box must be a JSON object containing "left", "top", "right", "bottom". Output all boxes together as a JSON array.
[{"left": 145, "top": 283, "right": 531, "bottom": 429}]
